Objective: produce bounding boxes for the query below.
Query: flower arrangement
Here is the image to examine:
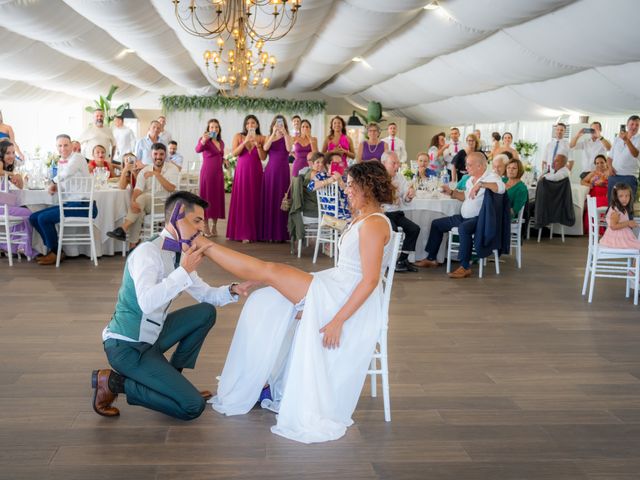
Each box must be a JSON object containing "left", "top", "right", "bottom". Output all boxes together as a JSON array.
[
  {"left": 402, "top": 164, "right": 413, "bottom": 181},
  {"left": 223, "top": 154, "right": 237, "bottom": 193},
  {"left": 514, "top": 140, "right": 538, "bottom": 158},
  {"left": 45, "top": 151, "right": 59, "bottom": 168}
]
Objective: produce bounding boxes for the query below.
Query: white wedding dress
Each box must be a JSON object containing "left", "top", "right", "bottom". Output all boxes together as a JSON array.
[{"left": 210, "top": 213, "right": 394, "bottom": 443}]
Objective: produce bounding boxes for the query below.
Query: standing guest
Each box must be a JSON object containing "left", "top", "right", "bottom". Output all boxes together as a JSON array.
[
  {"left": 599, "top": 183, "right": 640, "bottom": 250},
  {"left": 427, "top": 132, "right": 447, "bottom": 176},
  {"left": 79, "top": 110, "right": 116, "bottom": 161},
  {"left": 414, "top": 152, "right": 505, "bottom": 278},
  {"left": 581, "top": 154, "right": 609, "bottom": 233},
  {"left": 607, "top": 115, "right": 640, "bottom": 201},
  {"left": 29, "top": 134, "right": 94, "bottom": 265},
  {"left": 414, "top": 152, "right": 431, "bottom": 183},
  {"left": 322, "top": 116, "right": 354, "bottom": 175},
  {"left": 474, "top": 129, "right": 487, "bottom": 151},
  {"left": 227, "top": 115, "right": 266, "bottom": 243},
  {"left": 307, "top": 152, "right": 350, "bottom": 220},
  {"left": 0, "top": 109, "right": 24, "bottom": 159},
  {"left": 157, "top": 115, "right": 172, "bottom": 145},
  {"left": 0, "top": 140, "right": 35, "bottom": 258},
  {"left": 382, "top": 122, "right": 407, "bottom": 164},
  {"left": 112, "top": 115, "right": 136, "bottom": 164},
  {"left": 196, "top": 119, "right": 226, "bottom": 238},
  {"left": 570, "top": 121, "right": 611, "bottom": 177},
  {"left": 492, "top": 153, "right": 509, "bottom": 180},
  {"left": 381, "top": 151, "right": 420, "bottom": 272},
  {"left": 168, "top": 141, "right": 184, "bottom": 170},
  {"left": 88, "top": 145, "right": 114, "bottom": 177},
  {"left": 504, "top": 158, "right": 528, "bottom": 218},
  {"left": 261, "top": 115, "right": 292, "bottom": 242},
  {"left": 291, "top": 119, "right": 317, "bottom": 177},
  {"left": 71, "top": 141, "right": 82, "bottom": 154},
  {"left": 107, "top": 143, "right": 178, "bottom": 249},
  {"left": 489, "top": 132, "right": 502, "bottom": 159},
  {"left": 135, "top": 120, "right": 162, "bottom": 166},
  {"left": 451, "top": 133, "right": 480, "bottom": 183},
  {"left": 495, "top": 132, "right": 520, "bottom": 161},
  {"left": 290, "top": 115, "right": 302, "bottom": 137},
  {"left": 542, "top": 123, "right": 570, "bottom": 173},
  {"left": 443, "top": 127, "right": 462, "bottom": 175},
  {"left": 118, "top": 153, "right": 141, "bottom": 191},
  {"left": 357, "top": 122, "right": 388, "bottom": 163}
]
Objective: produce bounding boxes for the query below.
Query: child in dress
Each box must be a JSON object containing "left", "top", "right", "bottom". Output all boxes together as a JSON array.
[{"left": 599, "top": 183, "right": 640, "bottom": 250}]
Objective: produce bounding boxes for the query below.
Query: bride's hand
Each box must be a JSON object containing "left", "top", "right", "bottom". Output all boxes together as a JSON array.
[{"left": 320, "top": 318, "right": 343, "bottom": 349}]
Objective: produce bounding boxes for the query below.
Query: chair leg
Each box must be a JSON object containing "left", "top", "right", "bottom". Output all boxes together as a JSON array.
[
  {"left": 446, "top": 235, "right": 453, "bottom": 273},
  {"left": 494, "top": 250, "right": 500, "bottom": 275},
  {"left": 370, "top": 357, "right": 377, "bottom": 398},
  {"left": 517, "top": 238, "right": 522, "bottom": 268},
  {"left": 56, "top": 223, "right": 64, "bottom": 268},
  {"left": 312, "top": 228, "right": 321, "bottom": 264},
  {"left": 549, "top": 224, "right": 553, "bottom": 239},
  {"left": 537, "top": 226, "right": 542, "bottom": 243},
  {"left": 561, "top": 225, "right": 565, "bottom": 243},
  {"left": 635, "top": 261, "right": 640, "bottom": 306},
  {"left": 297, "top": 239, "right": 302, "bottom": 258},
  {"left": 588, "top": 255, "right": 597, "bottom": 303},
  {"left": 6, "top": 228, "right": 13, "bottom": 267},
  {"left": 626, "top": 258, "right": 631, "bottom": 298},
  {"left": 380, "top": 342, "right": 391, "bottom": 422},
  {"left": 479, "top": 256, "right": 484, "bottom": 278},
  {"left": 90, "top": 223, "right": 98, "bottom": 266},
  {"left": 581, "top": 249, "right": 592, "bottom": 296}
]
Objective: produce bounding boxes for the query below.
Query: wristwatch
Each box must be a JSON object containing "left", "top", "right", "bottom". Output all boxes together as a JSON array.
[{"left": 229, "top": 282, "right": 239, "bottom": 296}]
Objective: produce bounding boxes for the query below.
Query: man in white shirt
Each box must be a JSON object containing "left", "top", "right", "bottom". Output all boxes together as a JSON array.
[
  {"left": 135, "top": 120, "right": 162, "bottom": 166},
  {"left": 569, "top": 121, "right": 611, "bottom": 176},
  {"left": 108, "top": 142, "right": 179, "bottom": 248},
  {"left": 29, "top": 134, "right": 94, "bottom": 265},
  {"left": 168, "top": 141, "right": 184, "bottom": 170},
  {"left": 158, "top": 115, "right": 172, "bottom": 145},
  {"left": 381, "top": 123, "right": 407, "bottom": 164},
  {"left": 542, "top": 123, "right": 570, "bottom": 173},
  {"left": 93, "top": 191, "right": 254, "bottom": 419},
  {"left": 608, "top": 114, "right": 640, "bottom": 201},
  {"left": 79, "top": 110, "right": 116, "bottom": 161},
  {"left": 443, "top": 127, "right": 462, "bottom": 176},
  {"left": 415, "top": 152, "right": 506, "bottom": 278},
  {"left": 381, "top": 151, "right": 420, "bottom": 272},
  {"left": 112, "top": 115, "right": 136, "bottom": 164},
  {"left": 539, "top": 154, "right": 571, "bottom": 182}
]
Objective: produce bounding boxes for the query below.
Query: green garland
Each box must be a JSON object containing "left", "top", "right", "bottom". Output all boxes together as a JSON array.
[{"left": 161, "top": 95, "right": 326, "bottom": 116}]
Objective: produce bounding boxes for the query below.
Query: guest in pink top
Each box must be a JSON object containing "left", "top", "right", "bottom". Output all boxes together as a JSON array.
[
  {"left": 322, "top": 116, "right": 354, "bottom": 175},
  {"left": 599, "top": 183, "right": 640, "bottom": 250},
  {"left": 196, "top": 118, "right": 227, "bottom": 237}
]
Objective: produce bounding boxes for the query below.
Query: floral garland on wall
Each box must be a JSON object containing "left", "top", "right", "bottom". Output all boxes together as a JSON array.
[{"left": 161, "top": 95, "right": 326, "bottom": 116}]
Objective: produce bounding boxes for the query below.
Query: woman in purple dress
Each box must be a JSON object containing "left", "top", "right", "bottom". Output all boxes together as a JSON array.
[
  {"left": 196, "top": 118, "right": 227, "bottom": 237},
  {"left": 227, "top": 115, "right": 266, "bottom": 243},
  {"left": 260, "top": 115, "right": 292, "bottom": 242},
  {"left": 356, "top": 122, "right": 388, "bottom": 163},
  {"left": 291, "top": 119, "right": 318, "bottom": 177}
]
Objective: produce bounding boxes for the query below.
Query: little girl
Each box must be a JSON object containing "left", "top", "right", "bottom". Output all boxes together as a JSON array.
[{"left": 599, "top": 183, "right": 640, "bottom": 250}]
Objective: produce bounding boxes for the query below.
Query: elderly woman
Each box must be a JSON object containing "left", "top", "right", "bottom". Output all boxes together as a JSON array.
[
  {"left": 581, "top": 154, "right": 609, "bottom": 233},
  {"left": 492, "top": 153, "right": 509, "bottom": 180},
  {"left": 427, "top": 132, "right": 447, "bottom": 176},
  {"left": 450, "top": 133, "right": 480, "bottom": 183},
  {"left": 503, "top": 158, "right": 528, "bottom": 218},
  {"left": 357, "top": 122, "right": 388, "bottom": 163},
  {"left": 307, "top": 152, "right": 350, "bottom": 219}
]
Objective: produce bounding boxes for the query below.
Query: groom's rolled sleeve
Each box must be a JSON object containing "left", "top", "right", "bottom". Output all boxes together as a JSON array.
[{"left": 186, "top": 271, "right": 238, "bottom": 306}]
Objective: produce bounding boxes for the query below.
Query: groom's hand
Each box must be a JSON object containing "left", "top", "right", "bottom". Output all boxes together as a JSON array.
[
  {"left": 181, "top": 243, "right": 213, "bottom": 273},
  {"left": 232, "top": 280, "right": 262, "bottom": 297}
]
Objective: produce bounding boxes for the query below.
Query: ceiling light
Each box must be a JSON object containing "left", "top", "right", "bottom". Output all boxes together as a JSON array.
[{"left": 424, "top": 1, "right": 439, "bottom": 10}]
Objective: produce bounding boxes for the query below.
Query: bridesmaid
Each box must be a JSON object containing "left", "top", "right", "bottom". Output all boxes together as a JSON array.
[
  {"left": 196, "top": 118, "right": 227, "bottom": 237},
  {"left": 356, "top": 122, "right": 387, "bottom": 162},
  {"left": 322, "top": 116, "right": 354, "bottom": 175},
  {"left": 291, "top": 119, "right": 317, "bottom": 177},
  {"left": 261, "top": 114, "right": 292, "bottom": 242},
  {"left": 227, "top": 115, "right": 266, "bottom": 243}
]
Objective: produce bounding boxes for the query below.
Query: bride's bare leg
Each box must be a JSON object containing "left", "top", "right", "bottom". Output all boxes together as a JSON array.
[{"left": 195, "top": 236, "right": 312, "bottom": 304}]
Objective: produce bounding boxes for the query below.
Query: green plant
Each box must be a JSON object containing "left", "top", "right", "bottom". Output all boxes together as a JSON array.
[
  {"left": 514, "top": 140, "right": 538, "bottom": 157},
  {"left": 161, "top": 95, "right": 326, "bottom": 116},
  {"left": 85, "top": 85, "right": 130, "bottom": 126},
  {"left": 223, "top": 153, "right": 238, "bottom": 192},
  {"left": 355, "top": 101, "right": 384, "bottom": 125}
]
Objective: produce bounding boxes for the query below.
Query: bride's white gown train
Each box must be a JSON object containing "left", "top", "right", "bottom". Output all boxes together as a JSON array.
[{"left": 210, "top": 213, "right": 393, "bottom": 443}]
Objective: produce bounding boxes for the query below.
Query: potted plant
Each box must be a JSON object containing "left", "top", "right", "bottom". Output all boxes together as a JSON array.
[{"left": 85, "top": 85, "right": 130, "bottom": 126}]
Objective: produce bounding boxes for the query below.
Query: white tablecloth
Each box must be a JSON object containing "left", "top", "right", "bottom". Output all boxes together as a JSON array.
[
  {"left": 528, "top": 183, "right": 589, "bottom": 236},
  {"left": 404, "top": 195, "right": 462, "bottom": 262},
  {"left": 17, "top": 186, "right": 131, "bottom": 257}
]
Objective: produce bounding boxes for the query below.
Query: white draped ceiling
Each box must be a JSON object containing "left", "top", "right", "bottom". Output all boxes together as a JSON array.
[{"left": 0, "top": 0, "right": 639, "bottom": 124}]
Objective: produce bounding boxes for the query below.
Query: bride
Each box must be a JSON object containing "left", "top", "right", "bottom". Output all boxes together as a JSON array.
[{"left": 198, "top": 161, "right": 396, "bottom": 443}]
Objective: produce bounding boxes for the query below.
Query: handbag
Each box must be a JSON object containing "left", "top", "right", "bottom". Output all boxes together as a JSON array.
[{"left": 280, "top": 183, "right": 292, "bottom": 212}]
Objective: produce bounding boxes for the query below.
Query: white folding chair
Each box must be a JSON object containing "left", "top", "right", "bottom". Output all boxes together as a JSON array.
[
  {"left": 56, "top": 176, "right": 98, "bottom": 267},
  {"left": 510, "top": 207, "right": 525, "bottom": 268},
  {"left": 142, "top": 177, "right": 166, "bottom": 240},
  {"left": 296, "top": 215, "right": 319, "bottom": 258},
  {"left": 583, "top": 196, "right": 640, "bottom": 304},
  {"left": 1, "top": 174, "right": 30, "bottom": 266},
  {"left": 312, "top": 183, "right": 340, "bottom": 265},
  {"left": 178, "top": 157, "right": 201, "bottom": 194},
  {"left": 446, "top": 227, "right": 499, "bottom": 278},
  {"left": 367, "top": 230, "right": 403, "bottom": 422}
]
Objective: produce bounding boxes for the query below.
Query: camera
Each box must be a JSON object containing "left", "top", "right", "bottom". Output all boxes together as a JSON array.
[{"left": 583, "top": 127, "right": 594, "bottom": 134}]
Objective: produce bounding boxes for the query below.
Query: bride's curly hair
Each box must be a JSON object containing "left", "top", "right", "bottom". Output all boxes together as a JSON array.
[{"left": 346, "top": 161, "right": 396, "bottom": 205}]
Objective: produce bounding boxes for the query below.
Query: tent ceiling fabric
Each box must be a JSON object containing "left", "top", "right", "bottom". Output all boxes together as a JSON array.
[{"left": 0, "top": 0, "right": 638, "bottom": 124}]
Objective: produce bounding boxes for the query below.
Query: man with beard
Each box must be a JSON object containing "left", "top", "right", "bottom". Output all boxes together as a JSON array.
[{"left": 78, "top": 109, "right": 116, "bottom": 161}]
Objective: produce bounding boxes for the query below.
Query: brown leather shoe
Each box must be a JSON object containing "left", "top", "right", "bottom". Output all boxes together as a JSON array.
[
  {"left": 448, "top": 266, "right": 472, "bottom": 279},
  {"left": 92, "top": 369, "right": 120, "bottom": 417},
  {"left": 36, "top": 252, "right": 56, "bottom": 265},
  {"left": 200, "top": 390, "right": 213, "bottom": 401},
  {"left": 414, "top": 258, "right": 440, "bottom": 268}
]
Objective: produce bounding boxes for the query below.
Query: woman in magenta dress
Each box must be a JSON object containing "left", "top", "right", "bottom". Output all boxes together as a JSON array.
[
  {"left": 196, "top": 118, "right": 227, "bottom": 237},
  {"left": 291, "top": 119, "right": 318, "bottom": 176},
  {"left": 260, "top": 115, "right": 292, "bottom": 242},
  {"left": 356, "top": 122, "right": 388, "bottom": 162},
  {"left": 322, "top": 116, "right": 354, "bottom": 175},
  {"left": 227, "top": 115, "right": 266, "bottom": 243}
]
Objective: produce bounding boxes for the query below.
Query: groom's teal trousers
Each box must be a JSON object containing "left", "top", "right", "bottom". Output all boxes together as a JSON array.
[{"left": 104, "top": 303, "right": 216, "bottom": 420}]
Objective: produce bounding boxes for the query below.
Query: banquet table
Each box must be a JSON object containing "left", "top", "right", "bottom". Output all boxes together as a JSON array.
[
  {"left": 528, "top": 183, "right": 589, "bottom": 236},
  {"left": 16, "top": 185, "right": 131, "bottom": 257},
  {"left": 403, "top": 193, "right": 462, "bottom": 263}
]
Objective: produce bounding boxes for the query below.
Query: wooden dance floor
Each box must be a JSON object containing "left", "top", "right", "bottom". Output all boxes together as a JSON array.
[{"left": 2, "top": 234, "right": 640, "bottom": 479}]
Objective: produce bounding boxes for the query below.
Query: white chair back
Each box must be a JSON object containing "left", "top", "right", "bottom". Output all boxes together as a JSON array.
[
  {"left": 312, "top": 182, "right": 341, "bottom": 264},
  {"left": 143, "top": 176, "right": 166, "bottom": 240},
  {"left": 586, "top": 196, "right": 600, "bottom": 250},
  {"left": 178, "top": 157, "right": 202, "bottom": 194},
  {"left": 1, "top": 174, "right": 26, "bottom": 266},
  {"left": 56, "top": 176, "right": 97, "bottom": 267},
  {"left": 380, "top": 230, "right": 403, "bottom": 330}
]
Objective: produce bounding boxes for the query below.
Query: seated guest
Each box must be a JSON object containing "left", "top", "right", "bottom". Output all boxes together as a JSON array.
[
  {"left": 427, "top": 132, "right": 447, "bottom": 176},
  {"left": 29, "top": 134, "right": 95, "bottom": 265},
  {"left": 118, "top": 153, "right": 142, "bottom": 191},
  {"left": 451, "top": 133, "right": 480, "bottom": 182},
  {"left": 168, "top": 140, "right": 184, "bottom": 170},
  {"left": 88, "top": 144, "right": 114, "bottom": 177},
  {"left": 414, "top": 152, "right": 430, "bottom": 183},
  {"left": 414, "top": 152, "right": 506, "bottom": 278},
  {"left": 71, "top": 140, "right": 82, "bottom": 154},
  {"left": 0, "top": 140, "right": 35, "bottom": 258},
  {"left": 492, "top": 153, "right": 509, "bottom": 180},
  {"left": 540, "top": 153, "right": 570, "bottom": 182},
  {"left": 504, "top": 158, "right": 528, "bottom": 218},
  {"left": 307, "top": 152, "right": 350, "bottom": 219},
  {"left": 381, "top": 151, "right": 420, "bottom": 272},
  {"left": 107, "top": 143, "right": 179, "bottom": 249},
  {"left": 581, "top": 154, "right": 609, "bottom": 233},
  {"left": 599, "top": 182, "right": 640, "bottom": 250}
]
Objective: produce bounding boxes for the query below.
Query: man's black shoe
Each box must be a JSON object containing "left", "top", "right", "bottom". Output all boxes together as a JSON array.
[{"left": 107, "top": 227, "right": 126, "bottom": 242}]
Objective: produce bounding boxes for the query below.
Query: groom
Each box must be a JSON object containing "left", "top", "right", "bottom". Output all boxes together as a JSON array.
[{"left": 92, "top": 191, "right": 252, "bottom": 420}]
